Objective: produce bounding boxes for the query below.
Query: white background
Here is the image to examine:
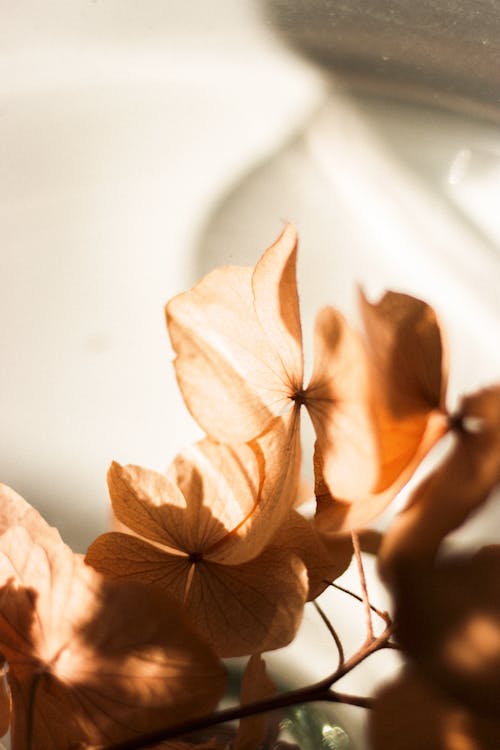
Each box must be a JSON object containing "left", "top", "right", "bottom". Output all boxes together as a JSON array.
[{"left": 0, "top": 1, "right": 324, "bottom": 548}]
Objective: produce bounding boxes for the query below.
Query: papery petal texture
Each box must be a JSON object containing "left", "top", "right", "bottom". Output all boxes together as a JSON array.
[
  {"left": 359, "top": 290, "right": 448, "bottom": 490},
  {"left": 167, "top": 228, "right": 447, "bottom": 539},
  {"left": 168, "top": 418, "right": 301, "bottom": 565},
  {"left": 0, "top": 503, "right": 225, "bottom": 750},
  {"left": 271, "top": 510, "right": 352, "bottom": 600},
  {"left": 166, "top": 226, "right": 302, "bottom": 444},
  {"left": 359, "top": 290, "right": 447, "bottom": 417},
  {"left": 89, "top": 431, "right": 309, "bottom": 657},
  {"left": 106, "top": 421, "right": 301, "bottom": 569},
  {"left": 87, "top": 530, "right": 308, "bottom": 658},
  {"left": 251, "top": 223, "right": 303, "bottom": 391},
  {"left": 314, "top": 410, "right": 447, "bottom": 534},
  {"left": 313, "top": 291, "right": 449, "bottom": 533},
  {"left": 306, "top": 307, "right": 379, "bottom": 499}
]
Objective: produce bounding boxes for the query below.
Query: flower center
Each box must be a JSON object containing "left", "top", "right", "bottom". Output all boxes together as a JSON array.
[{"left": 291, "top": 389, "right": 307, "bottom": 407}]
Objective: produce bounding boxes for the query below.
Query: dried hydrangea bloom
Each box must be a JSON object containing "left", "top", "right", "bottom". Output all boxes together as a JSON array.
[
  {"left": 86, "top": 445, "right": 352, "bottom": 657},
  {"left": 167, "top": 226, "right": 378, "bottom": 503},
  {"left": 166, "top": 226, "right": 448, "bottom": 533},
  {"left": 0, "top": 484, "right": 225, "bottom": 750}
]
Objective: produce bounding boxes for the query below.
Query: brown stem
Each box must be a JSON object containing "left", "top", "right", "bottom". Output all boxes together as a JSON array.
[
  {"left": 102, "top": 624, "right": 393, "bottom": 750},
  {"left": 313, "top": 599, "right": 345, "bottom": 668},
  {"left": 351, "top": 531, "right": 373, "bottom": 641},
  {"left": 315, "top": 622, "right": 394, "bottom": 688},
  {"left": 101, "top": 685, "right": 337, "bottom": 750}
]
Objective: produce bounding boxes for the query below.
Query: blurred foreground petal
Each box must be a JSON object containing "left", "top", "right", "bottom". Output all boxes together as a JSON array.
[
  {"left": 395, "top": 546, "right": 500, "bottom": 718},
  {"left": 0, "top": 517, "right": 225, "bottom": 749},
  {"left": 371, "top": 668, "right": 500, "bottom": 750},
  {"left": 380, "top": 386, "right": 500, "bottom": 575}
]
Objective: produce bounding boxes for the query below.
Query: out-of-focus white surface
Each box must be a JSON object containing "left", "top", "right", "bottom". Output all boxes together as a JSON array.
[
  {"left": 0, "top": 1, "right": 324, "bottom": 549},
  {"left": 197, "top": 91, "right": 500, "bottom": 396}
]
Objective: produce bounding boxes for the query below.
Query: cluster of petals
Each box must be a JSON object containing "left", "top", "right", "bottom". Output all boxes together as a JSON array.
[
  {"left": 86, "top": 439, "right": 352, "bottom": 657},
  {"left": 4, "top": 222, "right": 492, "bottom": 750},
  {"left": 166, "top": 224, "right": 450, "bottom": 535},
  {"left": 0, "top": 483, "right": 225, "bottom": 750}
]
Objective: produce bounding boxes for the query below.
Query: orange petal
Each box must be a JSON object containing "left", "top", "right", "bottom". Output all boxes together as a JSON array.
[
  {"left": 314, "top": 410, "right": 448, "bottom": 534},
  {"left": 360, "top": 290, "right": 448, "bottom": 491},
  {"left": 166, "top": 244, "right": 299, "bottom": 443},
  {"left": 89, "top": 531, "right": 308, "bottom": 658},
  {"left": 359, "top": 290, "right": 447, "bottom": 417},
  {"left": 374, "top": 407, "right": 448, "bottom": 493},
  {"left": 107, "top": 461, "right": 225, "bottom": 554},
  {"left": 234, "top": 655, "right": 277, "bottom": 750},
  {"left": 379, "top": 386, "right": 500, "bottom": 574},
  {"left": 0, "top": 525, "right": 225, "bottom": 749},
  {"left": 184, "top": 545, "right": 307, "bottom": 657},
  {"left": 251, "top": 223, "right": 303, "bottom": 394},
  {"left": 168, "top": 439, "right": 258, "bottom": 536},
  {"left": 85, "top": 532, "right": 192, "bottom": 600},
  {"left": 107, "top": 420, "right": 302, "bottom": 568},
  {"left": 205, "top": 412, "right": 302, "bottom": 565},
  {"left": 273, "top": 510, "right": 352, "bottom": 600},
  {"left": 168, "top": 434, "right": 285, "bottom": 563},
  {"left": 0, "top": 482, "right": 59, "bottom": 544},
  {"left": 306, "top": 307, "right": 379, "bottom": 500}
]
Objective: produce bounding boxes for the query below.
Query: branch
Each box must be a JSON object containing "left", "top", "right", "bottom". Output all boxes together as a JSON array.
[
  {"left": 100, "top": 684, "right": 364, "bottom": 750},
  {"left": 102, "top": 623, "right": 394, "bottom": 750}
]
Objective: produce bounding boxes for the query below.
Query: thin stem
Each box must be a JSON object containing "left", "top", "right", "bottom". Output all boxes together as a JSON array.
[
  {"left": 313, "top": 599, "right": 344, "bottom": 668},
  {"left": 351, "top": 531, "right": 373, "bottom": 642},
  {"left": 315, "top": 622, "right": 394, "bottom": 688},
  {"left": 328, "top": 582, "right": 391, "bottom": 626}
]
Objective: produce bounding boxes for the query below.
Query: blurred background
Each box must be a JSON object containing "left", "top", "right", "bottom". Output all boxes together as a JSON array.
[
  {"left": 1, "top": 0, "right": 325, "bottom": 545},
  {"left": 1, "top": 2, "right": 500, "bottom": 745}
]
